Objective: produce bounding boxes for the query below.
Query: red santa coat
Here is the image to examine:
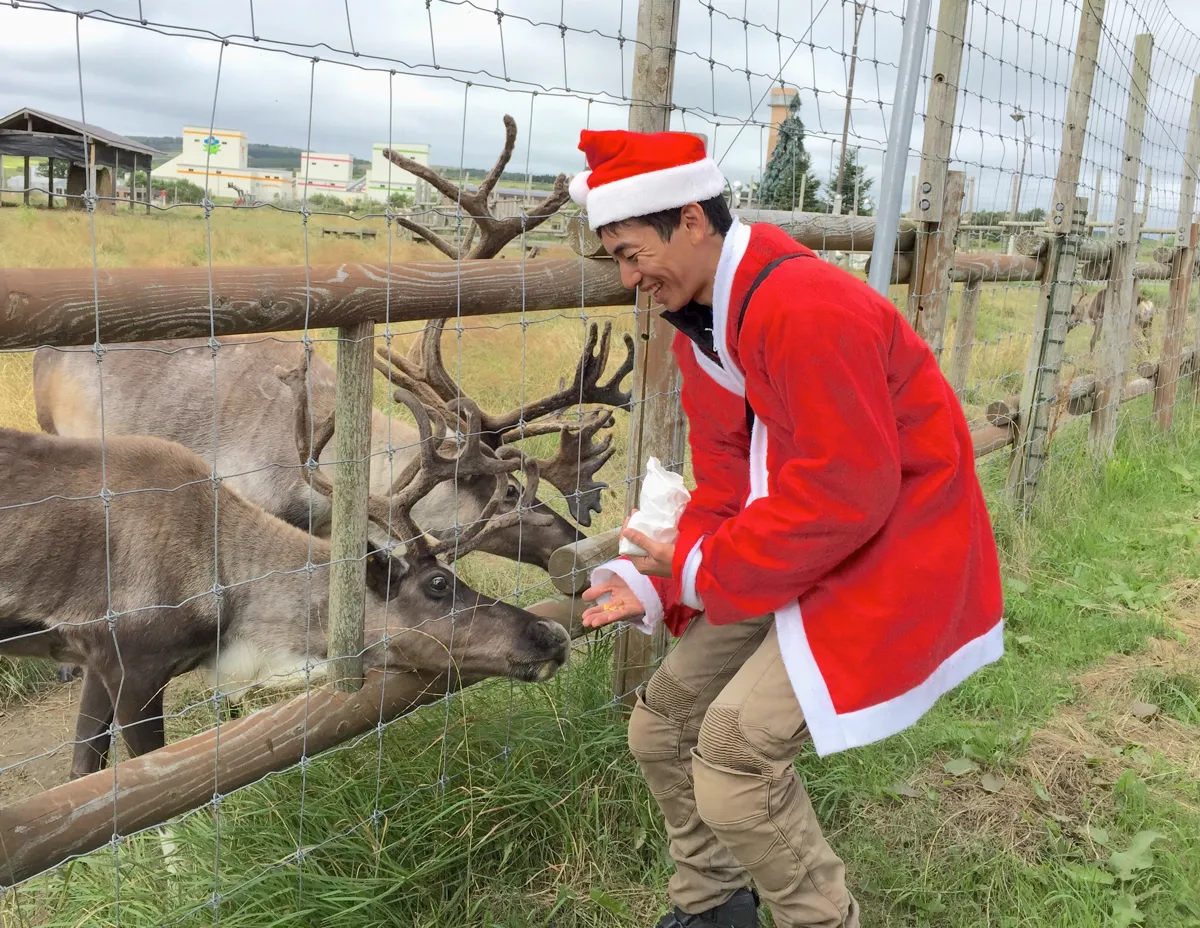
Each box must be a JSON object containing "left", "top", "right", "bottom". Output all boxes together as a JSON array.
[{"left": 591, "top": 217, "right": 1005, "bottom": 757}]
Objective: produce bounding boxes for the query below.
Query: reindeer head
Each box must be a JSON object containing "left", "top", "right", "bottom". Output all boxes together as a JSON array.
[
  {"left": 276, "top": 364, "right": 571, "bottom": 684},
  {"left": 358, "top": 542, "right": 571, "bottom": 686}
]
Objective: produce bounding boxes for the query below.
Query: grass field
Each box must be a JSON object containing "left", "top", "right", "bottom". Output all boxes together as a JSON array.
[{"left": 0, "top": 207, "right": 1198, "bottom": 926}]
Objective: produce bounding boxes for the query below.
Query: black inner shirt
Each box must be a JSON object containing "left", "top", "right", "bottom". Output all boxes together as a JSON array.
[{"left": 660, "top": 300, "right": 722, "bottom": 368}]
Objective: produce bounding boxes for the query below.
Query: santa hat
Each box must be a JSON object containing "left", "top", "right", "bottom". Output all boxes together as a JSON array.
[{"left": 569, "top": 129, "right": 727, "bottom": 230}]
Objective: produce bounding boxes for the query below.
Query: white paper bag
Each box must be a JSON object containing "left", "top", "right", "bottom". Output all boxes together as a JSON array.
[{"left": 619, "top": 457, "right": 691, "bottom": 557}]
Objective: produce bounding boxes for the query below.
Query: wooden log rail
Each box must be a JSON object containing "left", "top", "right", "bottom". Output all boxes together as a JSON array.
[
  {"left": 568, "top": 210, "right": 919, "bottom": 259},
  {"left": 969, "top": 347, "right": 1196, "bottom": 461},
  {"left": 0, "top": 595, "right": 589, "bottom": 888},
  {"left": 0, "top": 259, "right": 632, "bottom": 351},
  {"left": 866, "top": 251, "right": 1176, "bottom": 286}
]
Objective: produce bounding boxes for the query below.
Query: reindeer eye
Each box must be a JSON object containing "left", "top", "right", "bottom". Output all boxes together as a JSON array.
[
  {"left": 427, "top": 574, "right": 450, "bottom": 596},
  {"left": 506, "top": 483, "right": 520, "bottom": 501}
]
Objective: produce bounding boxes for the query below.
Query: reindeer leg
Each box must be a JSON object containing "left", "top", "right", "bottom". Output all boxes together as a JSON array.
[
  {"left": 112, "top": 674, "right": 169, "bottom": 759},
  {"left": 70, "top": 670, "right": 115, "bottom": 779}
]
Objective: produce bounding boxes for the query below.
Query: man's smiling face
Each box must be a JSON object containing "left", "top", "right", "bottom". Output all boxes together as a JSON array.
[{"left": 598, "top": 202, "right": 722, "bottom": 312}]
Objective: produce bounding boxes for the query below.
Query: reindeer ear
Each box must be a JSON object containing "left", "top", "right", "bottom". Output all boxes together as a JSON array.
[{"left": 364, "top": 543, "right": 411, "bottom": 598}]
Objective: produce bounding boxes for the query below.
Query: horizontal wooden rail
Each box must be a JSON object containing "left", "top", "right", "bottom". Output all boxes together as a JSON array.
[
  {"left": 969, "top": 347, "right": 1196, "bottom": 458},
  {"left": 0, "top": 258, "right": 631, "bottom": 351},
  {"left": 568, "top": 211, "right": 918, "bottom": 259},
  {"left": 0, "top": 596, "right": 590, "bottom": 888},
  {"left": 549, "top": 527, "right": 622, "bottom": 595}
]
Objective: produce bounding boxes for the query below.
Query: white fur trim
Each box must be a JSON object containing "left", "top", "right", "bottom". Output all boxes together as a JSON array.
[
  {"left": 691, "top": 341, "right": 744, "bottom": 396},
  {"left": 568, "top": 170, "right": 592, "bottom": 207},
  {"left": 711, "top": 216, "right": 753, "bottom": 392},
  {"left": 746, "top": 415, "right": 769, "bottom": 505},
  {"left": 679, "top": 537, "right": 705, "bottom": 610},
  {"left": 582, "top": 158, "right": 726, "bottom": 230},
  {"left": 777, "top": 602, "right": 1006, "bottom": 757},
  {"left": 748, "top": 416, "right": 1005, "bottom": 757},
  {"left": 590, "top": 558, "right": 664, "bottom": 635},
  {"left": 831, "top": 621, "right": 1005, "bottom": 753}
]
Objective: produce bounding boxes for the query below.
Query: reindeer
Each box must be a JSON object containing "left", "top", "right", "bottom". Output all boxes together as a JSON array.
[
  {"left": 32, "top": 318, "right": 632, "bottom": 564},
  {"left": 1068, "top": 285, "right": 1156, "bottom": 354},
  {"left": 35, "top": 113, "right": 631, "bottom": 685},
  {"left": 1068, "top": 286, "right": 1107, "bottom": 352},
  {"left": 0, "top": 385, "right": 572, "bottom": 780},
  {"left": 1133, "top": 289, "right": 1156, "bottom": 347},
  {"left": 32, "top": 109, "right": 628, "bottom": 571}
]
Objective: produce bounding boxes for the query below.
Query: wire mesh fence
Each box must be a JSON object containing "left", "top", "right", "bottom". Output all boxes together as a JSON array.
[{"left": 0, "top": 0, "right": 1199, "bottom": 924}]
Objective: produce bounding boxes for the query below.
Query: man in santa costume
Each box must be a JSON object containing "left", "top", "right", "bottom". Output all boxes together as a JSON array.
[{"left": 573, "top": 128, "right": 1004, "bottom": 928}]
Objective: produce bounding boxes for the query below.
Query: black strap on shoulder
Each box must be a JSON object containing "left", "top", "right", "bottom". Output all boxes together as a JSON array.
[{"left": 735, "top": 252, "right": 810, "bottom": 435}]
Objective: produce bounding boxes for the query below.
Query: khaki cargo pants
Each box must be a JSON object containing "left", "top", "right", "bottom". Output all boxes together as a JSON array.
[{"left": 629, "top": 613, "right": 860, "bottom": 928}]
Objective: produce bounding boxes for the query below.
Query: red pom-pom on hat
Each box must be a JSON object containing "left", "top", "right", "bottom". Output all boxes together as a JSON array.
[{"left": 569, "top": 129, "right": 726, "bottom": 230}]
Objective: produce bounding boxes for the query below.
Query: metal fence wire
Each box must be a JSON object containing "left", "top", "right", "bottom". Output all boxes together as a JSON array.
[{"left": 0, "top": 0, "right": 1198, "bottom": 924}]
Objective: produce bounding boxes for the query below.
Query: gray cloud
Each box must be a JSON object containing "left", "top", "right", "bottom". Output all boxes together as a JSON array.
[{"left": 2, "top": 0, "right": 1199, "bottom": 216}]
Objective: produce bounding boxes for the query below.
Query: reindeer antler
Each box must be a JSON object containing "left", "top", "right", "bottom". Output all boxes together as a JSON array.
[
  {"left": 386, "top": 388, "right": 548, "bottom": 559},
  {"left": 275, "top": 355, "right": 550, "bottom": 559},
  {"left": 373, "top": 320, "right": 634, "bottom": 527},
  {"left": 382, "top": 114, "right": 571, "bottom": 260},
  {"left": 518, "top": 409, "right": 617, "bottom": 527}
]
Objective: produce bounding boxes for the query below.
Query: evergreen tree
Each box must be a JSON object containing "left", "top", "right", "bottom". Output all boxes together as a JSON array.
[
  {"left": 822, "top": 145, "right": 874, "bottom": 215},
  {"left": 758, "top": 97, "right": 822, "bottom": 211},
  {"left": 35, "top": 159, "right": 70, "bottom": 180}
]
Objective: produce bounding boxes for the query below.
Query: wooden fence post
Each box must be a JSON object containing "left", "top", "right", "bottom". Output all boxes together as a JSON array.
[
  {"left": 914, "top": 170, "right": 966, "bottom": 358},
  {"left": 1014, "top": 198, "right": 1090, "bottom": 502},
  {"left": 908, "top": 0, "right": 969, "bottom": 353},
  {"left": 1156, "top": 222, "right": 1200, "bottom": 426},
  {"left": 610, "top": 0, "right": 683, "bottom": 709},
  {"left": 1090, "top": 33, "right": 1154, "bottom": 457},
  {"left": 326, "top": 320, "right": 375, "bottom": 691},
  {"left": 1008, "top": 0, "right": 1105, "bottom": 503},
  {"left": 948, "top": 273, "right": 982, "bottom": 396},
  {"left": 1153, "top": 76, "right": 1200, "bottom": 429}
]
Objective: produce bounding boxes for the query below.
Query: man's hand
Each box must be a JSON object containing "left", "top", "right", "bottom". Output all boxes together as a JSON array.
[
  {"left": 621, "top": 523, "right": 675, "bottom": 579},
  {"left": 581, "top": 575, "right": 646, "bottom": 628}
]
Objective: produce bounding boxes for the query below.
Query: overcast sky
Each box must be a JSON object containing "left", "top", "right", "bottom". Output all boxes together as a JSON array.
[{"left": 4, "top": 0, "right": 1200, "bottom": 218}]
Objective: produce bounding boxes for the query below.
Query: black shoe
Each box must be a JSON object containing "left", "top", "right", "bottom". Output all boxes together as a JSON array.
[{"left": 654, "top": 887, "right": 760, "bottom": 928}]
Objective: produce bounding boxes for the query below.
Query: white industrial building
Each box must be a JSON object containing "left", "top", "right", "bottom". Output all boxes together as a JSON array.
[
  {"left": 153, "top": 126, "right": 296, "bottom": 201},
  {"left": 150, "top": 127, "right": 432, "bottom": 204},
  {"left": 297, "top": 151, "right": 359, "bottom": 202},
  {"left": 365, "top": 142, "right": 430, "bottom": 199}
]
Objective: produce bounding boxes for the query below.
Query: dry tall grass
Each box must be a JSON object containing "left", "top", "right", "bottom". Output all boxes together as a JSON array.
[{"left": 0, "top": 203, "right": 574, "bottom": 267}]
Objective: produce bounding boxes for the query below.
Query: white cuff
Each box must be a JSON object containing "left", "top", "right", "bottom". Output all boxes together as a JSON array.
[
  {"left": 679, "top": 537, "right": 705, "bottom": 611},
  {"left": 590, "top": 558, "right": 664, "bottom": 636}
]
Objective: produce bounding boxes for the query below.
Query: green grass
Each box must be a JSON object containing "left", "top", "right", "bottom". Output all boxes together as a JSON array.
[
  {"left": 2, "top": 206, "right": 1198, "bottom": 925},
  {"left": 4, "top": 399, "right": 1199, "bottom": 927}
]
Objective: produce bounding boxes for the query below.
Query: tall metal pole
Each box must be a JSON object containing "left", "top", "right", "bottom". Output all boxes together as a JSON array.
[
  {"left": 867, "top": 0, "right": 935, "bottom": 297},
  {"left": 833, "top": 1, "right": 868, "bottom": 217},
  {"left": 1007, "top": 109, "right": 1030, "bottom": 254}
]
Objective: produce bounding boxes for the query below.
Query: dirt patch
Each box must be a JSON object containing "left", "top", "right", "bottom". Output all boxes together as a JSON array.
[
  {"left": 0, "top": 680, "right": 81, "bottom": 804},
  {"left": 862, "top": 581, "right": 1200, "bottom": 860},
  {"left": 0, "top": 673, "right": 235, "bottom": 805}
]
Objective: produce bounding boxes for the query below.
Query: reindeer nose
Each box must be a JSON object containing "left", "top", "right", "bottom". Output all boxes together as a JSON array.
[{"left": 536, "top": 619, "right": 571, "bottom": 647}]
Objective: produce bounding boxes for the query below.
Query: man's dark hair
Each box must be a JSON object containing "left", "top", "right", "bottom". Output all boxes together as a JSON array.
[{"left": 596, "top": 194, "right": 733, "bottom": 241}]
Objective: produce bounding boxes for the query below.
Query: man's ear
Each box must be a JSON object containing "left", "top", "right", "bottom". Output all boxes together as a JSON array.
[
  {"left": 365, "top": 543, "right": 411, "bottom": 598},
  {"left": 680, "top": 202, "right": 710, "bottom": 244}
]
